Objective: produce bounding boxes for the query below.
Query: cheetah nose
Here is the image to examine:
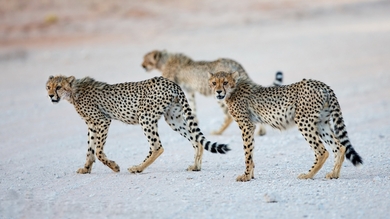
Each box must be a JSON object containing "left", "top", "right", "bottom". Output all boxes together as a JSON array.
[
  {"left": 49, "top": 94, "right": 54, "bottom": 98},
  {"left": 217, "top": 90, "right": 222, "bottom": 94}
]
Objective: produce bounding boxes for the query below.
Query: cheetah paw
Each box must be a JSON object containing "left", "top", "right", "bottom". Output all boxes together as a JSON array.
[
  {"left": 297, "top": 173, "right": 314, "bottom": 179},
  {"left": 128, "top": 165, "right": 143, "bottom": 174},
  {"left": 257, "top": 127, "right": 267, "bottom": 136},
  {"left": 325, "top": 171, "right": 339, "bottom": 179},
  {"left": 106, "top": 160, "right": 120, "bottom": 172},
  {"left": 187, "top": 165, "right": 201, "bottom": 171},
  {"left": 76, "top": 167, "right": 91, "bottom": 174},
  {"left": 111, "top": 164, "right": 120, "bottom": 172},
  {"left": 236, "top": 174, "right": 252, "bottom": 182},
  {"left": 211, "top": 130, "right": 223, "bottom": 135}
]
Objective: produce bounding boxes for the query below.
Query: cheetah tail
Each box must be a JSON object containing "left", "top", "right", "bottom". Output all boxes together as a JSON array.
[
  {"left": 273, "top": 71, "right": 283, "bottom": 86},
  {"left": 176, "top": 87, "right": 231, "bottom": 154},
  {"left": 329, "top": 91, "right": 363, "bottom": 166}
]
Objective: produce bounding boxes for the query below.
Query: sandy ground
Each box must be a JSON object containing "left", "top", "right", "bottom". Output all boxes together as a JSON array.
[{"left": 1, "top": 0, "right": 390, "bottom": 218}]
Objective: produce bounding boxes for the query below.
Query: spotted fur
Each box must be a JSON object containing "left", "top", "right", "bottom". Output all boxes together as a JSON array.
[
  {"left": 46, "top": 75, "right": 230, "bottom": 174},
  {"left": 142, "top": 50, "right": 283, "bottom": 136},
  {"left": 208, "top": 71, "right": 362, "bottom": 182}
]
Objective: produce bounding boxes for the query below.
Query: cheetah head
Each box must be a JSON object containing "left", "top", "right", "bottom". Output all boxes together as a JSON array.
[
  {"left": 208, "top": 71, "right": 240, "bottom": 101},
  {"left": 46, "top": 75, "right": 75, "bottom": 103},
  {"left": 141, "top": 50, "right": 162, "bottom": 72}
]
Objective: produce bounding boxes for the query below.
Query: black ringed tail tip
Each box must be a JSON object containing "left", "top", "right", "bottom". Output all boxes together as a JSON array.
[
  {"left": 346, "top": 146, "right": 363, "bottom": 166},
  {"left": 217, "top": 144, "right": 230, "bottom": 154},
  {"left": 208, "top": 143, "right": 230, "bottom": 154}
]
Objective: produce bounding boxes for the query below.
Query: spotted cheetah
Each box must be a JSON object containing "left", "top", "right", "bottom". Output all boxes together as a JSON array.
[
  {"left": 141, "top": 50, "right": 283, "bottom": 136},
  {"left": 208, "top": 71, "right": 363, "bottom": 182},
  {"left": 46, "top": 75, "right": 230, "bottom": 174}
]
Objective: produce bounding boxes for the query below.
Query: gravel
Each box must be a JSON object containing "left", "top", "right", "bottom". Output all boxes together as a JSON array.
[{"left": 1, "top": 1, "right": 390, "bottom": 218}]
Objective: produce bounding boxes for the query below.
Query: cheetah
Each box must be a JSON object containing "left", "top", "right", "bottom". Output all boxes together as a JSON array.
[
  {"left": 141, "top": 50, "right": 283, "bottom": 136},
  {"left": 208, "top": 71, "right": 363, "bottom": 182},
  {"left": 46, "top": 75, "right": 230, "bottom": 174}
]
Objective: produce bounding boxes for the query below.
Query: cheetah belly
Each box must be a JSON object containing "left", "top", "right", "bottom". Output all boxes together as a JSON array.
[
  {"left": 249, "top": 105, "right": 296, "bottom": 130},
  {"left": 115, "top": 108, "right": 139, "bottom": 125},
  {"left": 271, "top": 106, "right": 296, "bottom": 130},
  {"left": 99, "top": 104, "right": 140, "bottom": 125},
  {"left": 249, "top": 109, "right": 265, "bottom": 124}
]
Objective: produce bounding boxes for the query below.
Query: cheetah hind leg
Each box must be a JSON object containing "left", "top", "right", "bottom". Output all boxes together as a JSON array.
[
  {"left": 325, "top": 144, "right": 345, "bottom": 179},
  {"left": 128, "top": 122, "right": 164, "bottom": 173},
  {"left": 187, "top": 92, "right": 199, "bottom": 125},
  {"left": 187, "top": 143, "right": 203, "bottom": 171},
  {"left": 297, "top": 150, "right": 329, "bottom": 179},
  {"left": 128, "top": 147, "right": 164, "bottom": 173},
  {"left": 296, "top": 118, "right": 329, "bottom": 179},
  {"left": 163, "top": 102, "right": 203, "bottom": 171},
  {"left": 318, "top": 121, "right": 346, "bottom": 179}
]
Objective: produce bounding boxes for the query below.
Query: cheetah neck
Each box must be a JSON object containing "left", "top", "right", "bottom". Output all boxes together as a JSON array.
[
  {"left": 225, "top": 77, "right": 263, "bottom": 103},
  {"left": 69, "top": 77, "right": 108, "bottom": 104},
  {"left": 157, "top": 51, "right": 170, "bottom": 71}
]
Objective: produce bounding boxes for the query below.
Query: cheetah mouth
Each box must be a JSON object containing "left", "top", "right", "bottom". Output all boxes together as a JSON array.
[
  {"left": 142, "top": 66, "right": 152, "bottom": 72},
  {"left": 51, "top": 98, "right": 60, "bottom": 103},
  {"left": 216, "top": 95, "right": 225, "bottom": 100}
]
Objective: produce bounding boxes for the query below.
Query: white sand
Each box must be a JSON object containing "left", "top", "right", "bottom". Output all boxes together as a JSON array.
[{"left": 1, "top": 1, "right": 390, "bottom": 218}]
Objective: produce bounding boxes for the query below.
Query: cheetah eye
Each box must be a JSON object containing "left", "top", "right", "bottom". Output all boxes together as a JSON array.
[
  {"left": 47, "top": 86, "right": 50, "bottom": 90},
  {"left": 56, "top": 86, "right": 61, "bottom": 90},
  {"left": 212, "top": 82, "right": 216, "bottom": 86},
  {"left": 223, "top": 81, "right": 228, "bottom": 85}
]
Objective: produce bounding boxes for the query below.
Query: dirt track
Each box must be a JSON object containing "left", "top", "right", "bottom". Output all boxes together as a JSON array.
[{"left": 1, "top": 0, "right": 390, "bottom": 218}]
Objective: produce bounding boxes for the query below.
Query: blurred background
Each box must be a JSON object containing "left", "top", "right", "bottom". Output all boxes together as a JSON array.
[
  {"left": 1, "top": 0, "right": 389, "bottom": 83},
  {"left": 1, "top": 1, "right": 388, "bottom": 49},
  {"left": 2, "top": 0, "right": 385, "bottom": 47}
]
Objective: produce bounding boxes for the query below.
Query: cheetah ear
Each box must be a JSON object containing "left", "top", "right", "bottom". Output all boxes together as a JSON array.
[
  {"left": 232, "top": 71, "right": 240, "bottom": 80},
  {"left": 49, "top": 75, "right": 54, "bottom": 80},
  {"left": 153, "top": 51, "right": 161, "bottom": 61},
  {"left": 208, "top": 72, "right": 214, "bottom": 79},
  {"left": 67, "top": 76, "right": 75, "bottom": 84}
]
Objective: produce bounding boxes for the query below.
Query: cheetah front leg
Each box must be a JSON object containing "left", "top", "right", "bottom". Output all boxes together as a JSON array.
[
  {"left": 236, "top": 120, "right": 256, "bottom": 182},
  {"left": 128, "top": 121, "right": 164, "bottom": 173},
  {"left": 212, "top": 102, "right": 233, "bottom": 135},
  {"left": 77, "top": 121, "right": 119, "bottom": 173},
  {"left": 77, "top": 125, "right": 97, "bottom": 174},
  {"left": 212, "top": 101, "right": 266, "bottom": 136},
  {"left": 94, "top": 120, "right": 120, "bottom": 173}
]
